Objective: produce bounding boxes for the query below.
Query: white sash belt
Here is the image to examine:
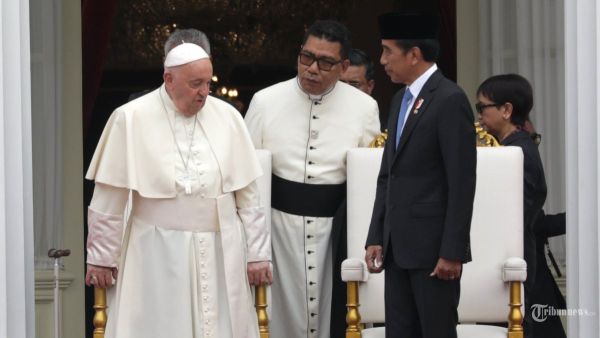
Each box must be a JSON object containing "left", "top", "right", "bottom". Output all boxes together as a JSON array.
[
  {"left": 131, "top": 192, "right": 220, "bottom": 232},
  {"left": 132, "top": 192, "right": 253, "bottom": 337}
]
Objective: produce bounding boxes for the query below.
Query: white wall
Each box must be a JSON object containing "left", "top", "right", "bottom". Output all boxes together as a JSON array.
[{"left": 565, "top": 0, "right": 600, "bottom": 337}]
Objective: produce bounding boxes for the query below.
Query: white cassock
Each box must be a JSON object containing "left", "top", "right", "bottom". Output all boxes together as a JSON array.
[
  {"left": 245, "top": 78, "right": 380, "bottom": 338},
  {"left": 86, "top": 85, "right": 270, "bottom": 338}
]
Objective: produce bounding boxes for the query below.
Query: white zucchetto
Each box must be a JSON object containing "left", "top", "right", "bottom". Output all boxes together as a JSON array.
[{"left": 164, "top": 43, "right": 209, "bottom": 68}]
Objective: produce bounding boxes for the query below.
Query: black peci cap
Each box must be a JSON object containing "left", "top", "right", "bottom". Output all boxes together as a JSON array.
[{"left": 378, "top": 12, "right": 440, "bottom": 40}]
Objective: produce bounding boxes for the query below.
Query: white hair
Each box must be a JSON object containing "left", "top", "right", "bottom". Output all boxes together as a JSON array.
[{"left": 164, "top": 28, "right": 211, "bottom": 56}]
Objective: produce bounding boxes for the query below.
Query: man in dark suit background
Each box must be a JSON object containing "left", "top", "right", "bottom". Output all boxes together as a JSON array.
[{"left": 365, "top": 13, "right": 477, "bottom": 338}]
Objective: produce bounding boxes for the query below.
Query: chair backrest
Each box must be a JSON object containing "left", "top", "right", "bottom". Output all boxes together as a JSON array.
[
  {"left": 347, "top": 148, "right": 385, "bottom": 323},
  {"left": 255, "top": 149, "right": 272, "bottom": 227},
  {"left": 346, "top": 147, "right": 524, "bottom": 324},
  {"left": 459, "top": 147, "right": 523, "bottom": 322}
]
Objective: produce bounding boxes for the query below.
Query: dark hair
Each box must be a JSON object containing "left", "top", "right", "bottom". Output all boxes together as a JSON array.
[
  {"left": 394, "top": 39, "right": 440, "bottom": 62},
  {"left": 303, "top": 20, "right": 352, "bottom": 59},
  {"left": 476, "top": 74, "right": 533, "bottom": 127},
  {"left": 348, "top": 49, "right": 375, "bottom": 81}
]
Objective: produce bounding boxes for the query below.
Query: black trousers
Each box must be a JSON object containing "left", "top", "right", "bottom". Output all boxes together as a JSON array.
[{"left": 384, "top": 255, "right": 461, "bottom": 338}]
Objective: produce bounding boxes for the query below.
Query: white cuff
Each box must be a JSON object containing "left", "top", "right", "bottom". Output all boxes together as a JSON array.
[
  {"left": 238, "top": 206, "right": 271, "bottom": 262},
  {"left": 86, "top": 207, "right": 124, "bottom": 267}
]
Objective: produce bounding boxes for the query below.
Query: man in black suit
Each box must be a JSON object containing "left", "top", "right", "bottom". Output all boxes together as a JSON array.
[{"left": 365, "top": 13, "right": 476, "bottom": 338}]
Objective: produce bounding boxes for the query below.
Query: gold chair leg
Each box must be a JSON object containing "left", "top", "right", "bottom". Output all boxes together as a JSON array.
[
  {"left": 255, "top": 285, "right": 269, "bottom": 338},
  {"left": 93, "top": 285, "right": 270, "bottom": 337},
  {"left": 507, "top": 281, "right": 524, "bottom": 338},
  {"left": 93, "top": 287, "right": 108, "bottom": 338},
  {"left": 346, "top": 281, "right": 362, "bottom": 338}
]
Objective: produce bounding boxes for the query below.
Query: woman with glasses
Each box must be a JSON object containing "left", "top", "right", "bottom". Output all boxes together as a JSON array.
[{"left": 476, "top": 74, "right": 547, "bottom": 338}]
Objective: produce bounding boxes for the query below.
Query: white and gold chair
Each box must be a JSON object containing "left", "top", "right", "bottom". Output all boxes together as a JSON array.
[
  {"left": 342, "top": 147, "right": 527, "bottom": 338},
  {"left": 92, "top": 149, "right": 272, "bottom": 338}
]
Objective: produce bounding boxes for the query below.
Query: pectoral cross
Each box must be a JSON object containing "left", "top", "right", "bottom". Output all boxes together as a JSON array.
[{"left": 181, "top": 174, "right": 193, "bottom": 195}]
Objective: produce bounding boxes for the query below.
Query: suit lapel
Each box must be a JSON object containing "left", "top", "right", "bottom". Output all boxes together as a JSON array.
[{"left": 393, "top": 70, "right": 443, "bottom": 163}]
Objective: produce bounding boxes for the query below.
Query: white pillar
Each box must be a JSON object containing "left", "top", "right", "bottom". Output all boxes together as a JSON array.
[
  {"left": 565, "top": 0, "right": 600, "bottom": 337},
  {"left": 0, "top": 0, "right": 35, "bottom": 338}
]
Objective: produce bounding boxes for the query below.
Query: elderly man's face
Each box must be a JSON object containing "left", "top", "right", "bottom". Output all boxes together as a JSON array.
[
  {"left": 298, "top": 35, "right": 348, "bottom": 95},
  {"left": 164, "top": 58, "right": 213, "bottom": 116},
  {"left": 341, "top": 65, "right": 374, "bottom": 95}
]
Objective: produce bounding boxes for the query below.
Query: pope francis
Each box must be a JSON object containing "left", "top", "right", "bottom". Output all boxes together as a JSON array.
[{"left": 84, "top": 43, "right": 271, "bottom": 338}]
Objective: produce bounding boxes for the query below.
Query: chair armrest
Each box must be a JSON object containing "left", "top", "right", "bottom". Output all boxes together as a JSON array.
[
  {"left": 502, "top": 257, "right": 527, "bottom": 282},
  {"left": 342, "top": 258, "right": 369, "bottom": 282}
]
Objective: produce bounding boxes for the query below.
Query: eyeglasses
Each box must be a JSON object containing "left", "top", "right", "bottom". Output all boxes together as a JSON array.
[
  {"left": 298, "top": 51, "right": 342, "bottom": 71},
  {"left": 474, "top": 102, "right": 503, "bottom": 113}
]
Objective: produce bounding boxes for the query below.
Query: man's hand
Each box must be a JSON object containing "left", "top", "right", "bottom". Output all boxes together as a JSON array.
[
  {"left": 429, "top": 257, "right": 462, "bottom": 280},
  {"left": 365, "top": 245, "right": 384, "bottom": 273},
  {"left": 247, "top": 261, "right": 272, "bottom": 286},
  {"left": 85, "top": 263, "right": 118, "bottom": 288}
]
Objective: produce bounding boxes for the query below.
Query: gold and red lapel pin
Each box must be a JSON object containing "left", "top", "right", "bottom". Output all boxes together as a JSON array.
[{"left": 413, "top": 98, "right": 424, "bottom": 114}]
